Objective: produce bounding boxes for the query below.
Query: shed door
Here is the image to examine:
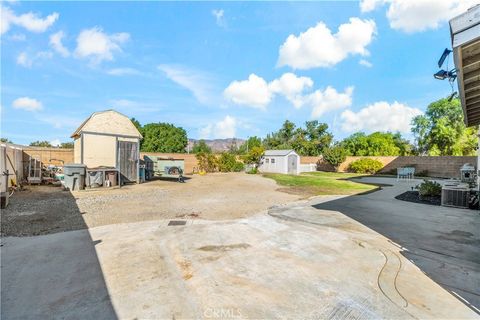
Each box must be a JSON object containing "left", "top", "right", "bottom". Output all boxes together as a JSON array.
[
  {"left": 288, "top": 154, "right": 297, "bottom": 174},
  {"left": 117, "top": 141, "right": 138, "bottom": 183}
]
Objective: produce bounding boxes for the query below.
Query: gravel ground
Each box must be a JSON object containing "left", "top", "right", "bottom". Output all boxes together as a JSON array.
[{"left": 1, "top": 173, "right": 300, "bottom": 236}]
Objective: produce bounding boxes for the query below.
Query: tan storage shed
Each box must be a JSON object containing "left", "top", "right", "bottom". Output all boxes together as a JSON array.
[{"left": 71, "top": 110, "right": 142, "bottom": 183}]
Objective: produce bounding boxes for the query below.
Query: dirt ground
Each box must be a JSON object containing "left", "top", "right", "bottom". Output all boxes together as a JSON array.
[{"left": 1, "top": 173, "right": 300, "bottom": 236}]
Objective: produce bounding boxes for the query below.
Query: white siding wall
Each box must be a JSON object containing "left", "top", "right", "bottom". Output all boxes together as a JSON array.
[
  {"left": 82, "top": 133, "right": 116, "bottom": 168},
  {"left": 73, "top": 138, "right": 82, "bottom": 163},
  {"left": 260, "top": 156, "right": 288, "bottom": 174}
]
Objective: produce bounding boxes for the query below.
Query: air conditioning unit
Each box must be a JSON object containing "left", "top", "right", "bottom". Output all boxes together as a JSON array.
[{"left": 441, "top": 186, "right": 470, "bottom": 209}]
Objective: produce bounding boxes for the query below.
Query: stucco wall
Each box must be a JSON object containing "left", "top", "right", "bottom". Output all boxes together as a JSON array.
[{"left": 82, "top": 133, "right": 116, "bottom": 168}]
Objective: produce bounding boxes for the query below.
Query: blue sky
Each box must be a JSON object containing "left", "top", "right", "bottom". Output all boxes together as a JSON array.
[{"left": 1, "top": 1, "right": 472, "bottom": 145}]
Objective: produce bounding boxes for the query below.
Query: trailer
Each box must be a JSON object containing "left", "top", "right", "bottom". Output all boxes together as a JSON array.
[{"left": 144, "top": 156, "right": 185, "bottom": 182}]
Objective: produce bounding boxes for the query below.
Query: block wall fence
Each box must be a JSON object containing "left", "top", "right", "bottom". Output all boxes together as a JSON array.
[{"left": 17, "top": 147, "right": 477, "bottom": 178}]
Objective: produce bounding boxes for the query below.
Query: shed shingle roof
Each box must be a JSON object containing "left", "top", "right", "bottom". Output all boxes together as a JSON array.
[{"left": 264, "top": 149, "right": 296, "bottom": 156}]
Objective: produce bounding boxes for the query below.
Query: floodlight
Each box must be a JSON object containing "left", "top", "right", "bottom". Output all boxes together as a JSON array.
[
  {"left": 438, "top": 48, "right": 452, "bottom": 68},
  {"left": 434, "top": 70, "right": 449, "bottom": 80}
]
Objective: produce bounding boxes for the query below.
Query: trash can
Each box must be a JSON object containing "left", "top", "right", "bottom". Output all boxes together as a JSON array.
[
  {"left": 105, "top": 171, "right": 117, "bottom": 187},
  {"left": 64, "top": 164, "right": 86, "bottom": 191},
  {"left": 87, "top": 171, "right": 103, "bottom": 188}
]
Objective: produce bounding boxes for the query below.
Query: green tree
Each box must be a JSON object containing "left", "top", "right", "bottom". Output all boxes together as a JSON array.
[
  {"left": 242, "top": 146, "right": 265, "bottom": 166},
  {"left": 141, "top": 123, "right": 188, "bottom": 153},
  {"left": 30, "top": 140, "right": 53, "bottom": 147},
  {"left": 411, "top": 97, "right": 477, "bottom": 155},
  {"left": 192, "top": 140, "right": 212, "bottom": 154},
  {"left": 263, "top": 120, "right": 333, "bottom": 156},
  {"left": 322, "top": 145, "right": 347, "bottom": 171},
  {"left": 341, "top": 132, "right": 412, "bottom": 156},
  {"left": 292, "top": 121, "right": 333, "bottom": 156},
  {"left": 60, "top": 142, "right": 74, "bottom": 149},
  {"left": 238, "top": 136, "right": 262, "bottom": 154},
  {"left": 0, "top": 138, "right": 12, "bottom": 143}
]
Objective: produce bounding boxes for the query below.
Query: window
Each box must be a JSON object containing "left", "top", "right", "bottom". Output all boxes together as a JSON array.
[
  {"left": 265, "top": 158, "right": 269, "bottom": 163},
  {"left": 271, "top": 158, "right": 275, "bottom": 164}
]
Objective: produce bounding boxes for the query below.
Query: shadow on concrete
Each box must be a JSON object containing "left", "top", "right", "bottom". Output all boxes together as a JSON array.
[
  {"left": 311, "top": 183, "right": 480, "bottom": 312},
  {"left": 1, "top": 186, "right": 117, "bottom": 319}
]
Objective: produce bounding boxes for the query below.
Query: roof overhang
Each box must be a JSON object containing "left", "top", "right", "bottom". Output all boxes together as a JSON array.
[{"left": 450, "top": 4, "right": 480, "bottom": 127}]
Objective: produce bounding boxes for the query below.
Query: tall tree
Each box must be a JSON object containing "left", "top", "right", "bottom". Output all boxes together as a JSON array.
[
  {"left": 141, "top": 123, "right": 188, "bottom": 153},
  {"left": 192, "top": 140, "right": 212, "bottom": 154},
  {"left": 263, "top": 120, "right": 333, "bottom": 156},
  {"left": 341, "top": 132, "right": 412, "bottom": 156},
  {"left": 411, "top": 98, "right": 477, "bottom": 155},
  {"left": 238, "top": 136, "right": 262, "bottom": 154}
]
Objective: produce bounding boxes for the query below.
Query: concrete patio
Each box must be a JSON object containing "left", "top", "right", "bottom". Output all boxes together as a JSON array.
[{"left": 2, "top": 177, "right": 478, "bottom": 319}]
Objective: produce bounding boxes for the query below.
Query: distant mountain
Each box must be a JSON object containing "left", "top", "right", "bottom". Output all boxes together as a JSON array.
[{"left": 188, "top": 138, "right": 245, "bottom": 153}]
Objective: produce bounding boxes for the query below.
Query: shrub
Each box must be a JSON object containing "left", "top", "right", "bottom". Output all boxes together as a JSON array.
[
  {"left": 196, "top": 152, "right": 218, "bottom": 172},
  {"left": 349, "top": 158, "right": 383, "bottom": 174},
  {"left": 217, "top": 152, "right": 244, "bottom": 172},
  {"left": 416, "top": 179, "right": 442, "bottom": 197},
  {"left": 246, "top": 167, "right": 258, "bottom": 174},
  {"left": 242, "top": 146, "right": 265, "bottom": 166},
  {"left": 322, "top": 146, "right": 347, "bottom": 171}
]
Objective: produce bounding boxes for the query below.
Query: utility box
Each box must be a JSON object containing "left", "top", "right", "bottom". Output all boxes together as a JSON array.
[{"left": 64, "top": 164, "right": 86, "bottom": 191}]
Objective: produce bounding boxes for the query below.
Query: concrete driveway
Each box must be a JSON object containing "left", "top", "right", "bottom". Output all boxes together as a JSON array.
[
  {"left": 2, "top": 192, "right": 478, "bottom": 319},
  {"left": 313, "top": 177, "right": 480, "bottom": 312}
]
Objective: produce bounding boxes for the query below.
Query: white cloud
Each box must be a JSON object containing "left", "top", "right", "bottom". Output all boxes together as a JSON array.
[
  {"left": 359, "top": 59, "right": 373, "bottom": 68},
  {"left": 106, "top": 67, "right": 141, "bottom": 76},
  {"left": 200, "top": 115, "right": 237, "bottom": 139},
  {"left": 307, "top": 86, "right": 354, "bottom": 118},
  {"left": 50, "top": 139, "right": 61, "bottom": 147},
  {"left": 158, "top": 64, "right": 216, "bottom": 105},
  {"left": 108, "top": 99, "right": 158, "bottom": 113},
  {"left": 16, "top": 50, "right": 53, "bottom": 68},
  {"left": 360, "top": 0, "right": 385, "bottom": 12},
  {"left": 277, "top": 18, "right": 376, "bottom": 69},
  {"left": 1, "top": 5, "right": 58, "bottom": 34},
  {"left": 268, "top": 72, "right": 313, "bottom": 108},
  {"left": 16, "top": 52, "right": 31, "bottom": 67},
  {"left": 224, "top": 74, "right": 273, "bottom": 109},
  {"left": 49, "top": 31, "right": 70, "bottom": 57},
  {"left": 340, "top": 101, "right": 423, "bottom": 133},
  {"left": 36, "top": 115, "right": 80, "bottom": 129},
  {"left": 74, "top": 27, "right": 129, "bottom": 63},
  {"left": 12, "top": 97, "right": 43, "bottom": 111},
  {"left": 9, "top": 33, "right": 25, "bottom": 41},
  {"left": 360, "top": 0, "right": 477, "bottom": 33},
  {"left": 224, "top": 72, "right": 351, "bottom": 117},
  {"left": 212, "top": 9, "right": 226, "bottom": 27}
]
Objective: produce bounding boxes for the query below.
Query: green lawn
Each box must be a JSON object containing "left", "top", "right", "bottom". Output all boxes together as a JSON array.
[{"left": 263, "top": 171, "right": 378, "bottom": 196}]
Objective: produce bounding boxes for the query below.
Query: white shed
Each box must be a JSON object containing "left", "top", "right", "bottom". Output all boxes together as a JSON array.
[
  {"left": 71, "top": 110, "right": 142, "bottom": 183},
  {"left": 259, "top": 149, "right": 300, "bottom": 175}
]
